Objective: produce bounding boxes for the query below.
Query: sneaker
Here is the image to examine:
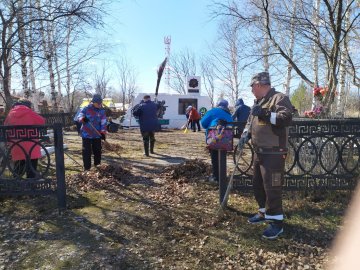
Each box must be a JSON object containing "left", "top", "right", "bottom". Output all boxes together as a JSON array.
[
  {"left": 262, "top": 222, "right": 283, "bottom": 240},
  {"left": 248, "top": 212, "right": 266, "bottom": 224}
]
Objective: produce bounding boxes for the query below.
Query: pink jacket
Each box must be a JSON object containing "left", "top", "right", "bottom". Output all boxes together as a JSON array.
[{"left": 4, "top": 105, "right": 45, "bottom": 161}]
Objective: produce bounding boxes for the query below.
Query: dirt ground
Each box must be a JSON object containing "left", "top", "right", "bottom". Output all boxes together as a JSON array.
[{"left": 0, "top": 128, "right": 353, "bottom": 269}]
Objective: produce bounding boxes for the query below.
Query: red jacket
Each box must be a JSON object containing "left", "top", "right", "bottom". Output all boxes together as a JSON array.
[
  {"left": 4, "top": 105, "right": 45, "bottom": 161},
  {"left": 189, "top": 108, "right": 200, "bottom": 121}
]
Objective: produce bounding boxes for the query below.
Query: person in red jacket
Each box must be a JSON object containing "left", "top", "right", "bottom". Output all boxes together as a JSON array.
[
  {"left": 188, "top": 106, "right": 201, "bottom": 132},
  {"left": 4, "top": 99, "right": 45, "bottom": 178}
]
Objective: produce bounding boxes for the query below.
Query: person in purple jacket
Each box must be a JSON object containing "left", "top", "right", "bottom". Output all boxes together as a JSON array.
[
  {"left": 78, "top": 94, "right": 107, "bottom": 170},
  {"left": 132, "top": 95, "right": 159, "bottom": 156}
]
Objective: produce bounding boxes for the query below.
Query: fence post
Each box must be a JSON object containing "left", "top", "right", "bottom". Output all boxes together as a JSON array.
[
  {"left": 54, "top": 123, "right": 66, "bottom": 212},
  {"left": 218, "top": 150, "right": 227, "bottom": 204}
]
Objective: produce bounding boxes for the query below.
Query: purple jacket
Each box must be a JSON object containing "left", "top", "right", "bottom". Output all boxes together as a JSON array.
[{"left": 78, "top": 104, "right": 106, "bottom": 139}]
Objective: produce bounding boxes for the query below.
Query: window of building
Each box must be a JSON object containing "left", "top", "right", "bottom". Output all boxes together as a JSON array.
[{"left": 178, "top": 98, "right": 198, "bottom": 115}]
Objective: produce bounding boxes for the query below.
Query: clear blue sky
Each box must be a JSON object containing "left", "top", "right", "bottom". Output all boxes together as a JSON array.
[{"left": 93, "top": 0, "right": 218, "bottom": 94}]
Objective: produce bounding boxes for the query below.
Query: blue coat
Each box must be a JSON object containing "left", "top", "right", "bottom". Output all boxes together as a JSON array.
[
  {"left": 132, "top": 100, "right": 159, "bottom": 132},
  {"left": 232, "top": 98, "right": 250, "bottom": 123},
  {"left": 200, "top": 107, "right": 233, "bottom": 130}
]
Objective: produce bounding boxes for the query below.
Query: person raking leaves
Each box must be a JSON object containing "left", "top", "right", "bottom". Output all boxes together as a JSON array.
[{"left": 78, "top": 94, "right": 107, "bottom": 170}]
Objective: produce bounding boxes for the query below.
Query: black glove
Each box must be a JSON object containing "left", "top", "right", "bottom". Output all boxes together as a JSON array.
[
  {"left": 100, "top": 133, "right": 106, "bottom": 141},
  {"left": 82, "top": 116, "right": 89, "bottom": 123},
  {"left": 251, "top": 105, "right": 271, "bottom": 121},
  {"left": 238, "top": 131, "right": 250, "bottom": 146}
]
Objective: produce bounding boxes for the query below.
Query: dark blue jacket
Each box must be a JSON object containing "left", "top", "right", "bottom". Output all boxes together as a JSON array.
[
  {"left": 232, "top": 98, "right": 250, "bottom": 123},
  {"left": 132, "top": 100, "right": 158, "bottom": 132}
]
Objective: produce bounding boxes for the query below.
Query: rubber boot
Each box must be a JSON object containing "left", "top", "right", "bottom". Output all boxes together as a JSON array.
[
  {"left": 143, "top": 141, "right": 149, "bottom": 156},
  {"left": 150, "top": 140, "right": 155, "bottom": 154}
]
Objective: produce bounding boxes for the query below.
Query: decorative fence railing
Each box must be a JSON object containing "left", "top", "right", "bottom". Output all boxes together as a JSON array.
[
  {"left": 233, "top": 118, "right": 360, "bottom": 191},
  {"left": 0, "top": 124, "right": 66, "bottom": 210},
  {"left": 0, "top": 113, "right": 74, "bottom": 127}
]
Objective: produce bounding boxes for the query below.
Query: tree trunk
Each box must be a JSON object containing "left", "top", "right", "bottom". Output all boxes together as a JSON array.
[
  {"left": 284, "top": 0, "right": 297, "bottom": 96},
  {"left": 27, "top": 1, "right": 38, "bottom": 112},
  {"left": 65, "top": 18, "right": 73, "bottom": 112},
  {"left": 261, "top": 8, "right": 270, "bottom": 72},
  {"left": 311, "top": 0, "right": 321, "bottom": 108},
  {"left": 37, "top": 0, "right": 58, "bottom": 112},
  {"left": 17, "top": 0, "right": 29, "bottom": 98},
  {"left": 336, "top": 0, "right": 350, "bottom": 117},
  {"left": 322, "top": 0, "right": 344, "bottom": 115}
]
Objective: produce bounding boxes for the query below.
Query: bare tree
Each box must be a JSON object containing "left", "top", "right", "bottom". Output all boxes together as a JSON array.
[
  {"left": 169, "top": 48, "right": 196, "bottom": 94},
  {"left": 209, "top": 18, "right": 244, "bottom": 105},
  {"left": 336, "top": 0, "right": 351, "bottom": 115},
  {"left": 0, "top": 0, "right": 104, "bottom": 111},
  {"left": 116, "top": 57, "right": 138, "bottom": 111},
  {"left": 283, "top": 0, "right": 297, "bottom": 95},
  {"left": 213, "top": 0, "right": 360, "bottom": 115},
  {"left": 200, "top": 55, "right": 216, "bottom": 107},
  {"left": 94, "top": 63, "right": 111, "bottom": 98}
]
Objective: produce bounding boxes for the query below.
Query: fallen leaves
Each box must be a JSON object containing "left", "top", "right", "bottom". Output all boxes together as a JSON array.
[
  {"left": 66, "top": 164, "right": 130, "bottom": 192},
  {"left": 102, "top": 141, "right": 123, "bottom": 153},
  {"left": 161, "top": 159, "right": 212, "bottom": 182}
]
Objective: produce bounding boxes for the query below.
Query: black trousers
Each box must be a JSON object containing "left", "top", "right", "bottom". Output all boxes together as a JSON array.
[
  {"left": 191, "top": 119, "right": 201, "bottom": 131},
  {"left": 14, "top": 159, "right": 38, "bottom": 178},
  {"left": 141, "top": 131, "right": 155, "bottom": 144},
  {"left": 82, "top": 138, "right": 102, "bottom": 170},
  {"left": 210, "top": 149, "right": 227, "bottom": 182}
]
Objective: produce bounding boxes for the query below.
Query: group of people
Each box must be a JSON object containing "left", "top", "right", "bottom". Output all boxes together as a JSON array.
[{"left": 4, "top": 71, "right": 293, "bottom": 240}]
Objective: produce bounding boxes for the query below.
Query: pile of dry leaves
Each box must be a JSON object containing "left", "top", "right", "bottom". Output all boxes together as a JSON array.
[
  {"left": 102, "top": 141, "right": 123, "bottom": 153},
  {"left": 66, "top": 164, "right": 130, "bottom": 192},
  {"left": 161, "top": 159, "right": 212, "bottom": 182}
]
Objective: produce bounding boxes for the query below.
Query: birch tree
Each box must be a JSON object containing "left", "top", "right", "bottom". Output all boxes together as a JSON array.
[
  {"left": 0, "top": 0, "right": 104, "bottom": 111},
  {"left": 283, "top": 0, "right": 297, "bottom": 95},
  {"left": 213, "top": 0, "right": 360, "bottom": 115}
]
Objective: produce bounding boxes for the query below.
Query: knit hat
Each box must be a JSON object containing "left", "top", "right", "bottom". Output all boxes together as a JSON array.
[
  {"left": 186, "top": 105, "right": 192, "bottom": 111},
  {"left": 13, "top": 98, "right": 32, "bottom": 109},
  {"left": 216, "top": 99, "right": 229, "bottom": 109},
  {"left": 91, "top": 94, "right": 103, "bottom": 104}
]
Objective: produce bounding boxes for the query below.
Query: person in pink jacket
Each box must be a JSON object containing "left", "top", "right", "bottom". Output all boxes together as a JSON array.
[{"left": 4, "top": 99, "right": 45, "bottom": 178}]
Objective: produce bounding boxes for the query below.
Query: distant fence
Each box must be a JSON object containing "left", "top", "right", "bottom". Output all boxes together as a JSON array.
[
  {"left": 233, "top": 118, "right": 360, "bottom": 191},
  {"left": 0, "top": 113, "right": 74, "bottom": 127},
  {"left": 0, "top": 124, "right": 66, "bottom": 210}
]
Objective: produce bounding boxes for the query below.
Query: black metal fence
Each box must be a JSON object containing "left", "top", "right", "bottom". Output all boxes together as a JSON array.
[
  {"left": 233, "top": 118, "right": 360, "bottom": 190},
  {"left": 0, "top": 113, "right": 74, "bottom": 127},
  {"left": 0, "top": 124, "right": 66, "bottom": 210}
]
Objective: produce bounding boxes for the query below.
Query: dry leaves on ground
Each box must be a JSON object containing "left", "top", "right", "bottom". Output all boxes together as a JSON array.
[
  {"left": 102, "top": 141, "right": 123, "bottom": 153},
  {"left": 66, "top": 164, "right": 130, "bottom": 192},
  {"left": 161, "top": 159, "right": 212, "bottom": 182}
]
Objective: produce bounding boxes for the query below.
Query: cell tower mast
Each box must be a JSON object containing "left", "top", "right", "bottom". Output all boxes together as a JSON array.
[{"left": 164, "top": 36, "right": 171, "bottom": 92}]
